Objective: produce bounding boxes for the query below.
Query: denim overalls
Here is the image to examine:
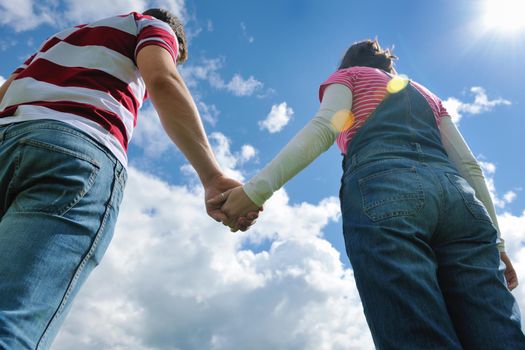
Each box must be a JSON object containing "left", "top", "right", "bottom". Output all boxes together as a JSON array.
[{"left": 339, "top": 78, "right": 525, "bottom": 349}]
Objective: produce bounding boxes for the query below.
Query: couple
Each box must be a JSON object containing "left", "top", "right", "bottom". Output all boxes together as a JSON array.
[{"left": 0, "top": 8, "right": 523, "bottom": 350}]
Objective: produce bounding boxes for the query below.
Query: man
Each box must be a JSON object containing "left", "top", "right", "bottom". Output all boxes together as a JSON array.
[{"left": 0, "top": 8, "right": 254, "bottom": 349}]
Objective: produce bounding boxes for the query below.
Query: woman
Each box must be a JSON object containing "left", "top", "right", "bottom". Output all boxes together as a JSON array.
[{"left": 210, "top": 39, "right": 525, "bottom": 349}]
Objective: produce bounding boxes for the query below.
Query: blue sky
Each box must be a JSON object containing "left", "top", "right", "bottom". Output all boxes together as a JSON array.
[{"left": 1, "top": 1, "right": 524, "bottom": 349}]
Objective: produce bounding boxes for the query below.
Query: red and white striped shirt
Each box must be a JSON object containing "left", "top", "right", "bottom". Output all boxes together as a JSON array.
[
  {"left": 319, "top": 66, "right": 449, "bottom": 154},
  {"left": 0, "top": 12, "right": 178, "bottom": 167}
]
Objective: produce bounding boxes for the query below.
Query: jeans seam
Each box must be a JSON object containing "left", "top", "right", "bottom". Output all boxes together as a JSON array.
[
  {"left": 35, "top": 168, "right": 119, "bottom": 349},
  {"left": 20, "top": 139, "right": 101, "bottom": 168},
  {"left": 4, "top": 121, "right": 118, "bottom": 167},
  {"left": 4, "top": 150, "right": 22, "bottom": 212}
]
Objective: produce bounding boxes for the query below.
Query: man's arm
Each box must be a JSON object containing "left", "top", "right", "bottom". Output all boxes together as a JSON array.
[
  {"left": 0, "top": 74, "right": 17, "bottom": 106},
  {"left": 137, "top": 46, "right": 222, "bottom": 186},
  {"left": 136, "top": 46, "right": 255, "bottom": 223}
]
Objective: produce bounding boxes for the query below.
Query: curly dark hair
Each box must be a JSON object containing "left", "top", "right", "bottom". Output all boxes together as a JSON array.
[
  {"left": 143, "top": 8, "right": 188, "bottom": 64},
  {"left": 339, "top": 39, "right": 396, "bottom": 73}
]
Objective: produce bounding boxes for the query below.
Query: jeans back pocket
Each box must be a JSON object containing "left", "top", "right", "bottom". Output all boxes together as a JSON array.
[
  {"left": 359, "top": 167, "right": 425, "bottom": 222},
  {"left": 11, "top": 139, "right": 100, "bottom": 216},
  {"left": 445, "top": 173, "right": 492, "bottom": 222}
]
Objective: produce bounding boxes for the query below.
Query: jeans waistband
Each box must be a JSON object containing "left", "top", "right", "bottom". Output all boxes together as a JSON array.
[{"left": 0, "top": 120, "right": 124, "bottom": 177}]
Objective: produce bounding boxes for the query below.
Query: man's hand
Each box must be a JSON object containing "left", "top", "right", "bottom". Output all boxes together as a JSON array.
[
  {"left": 204, "top": 174, "right": 243, "bottom": 222},
  {"left": 500, "top": 251, "right": 518, "bottom": 290},
  {"left": 208, "top": 186, "right": 261, "bottom": 232}
]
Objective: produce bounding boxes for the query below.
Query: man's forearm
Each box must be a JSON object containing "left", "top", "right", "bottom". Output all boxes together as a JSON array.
[{"left": 149, "top": 75, "right": 223, "bottom": 186}]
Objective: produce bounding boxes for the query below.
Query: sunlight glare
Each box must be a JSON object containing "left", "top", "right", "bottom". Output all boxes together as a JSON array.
[
  {"left": 386, "top": 75, "right": 409, "bottom": 94},
  {"left": 331, "top": 109, "right": 355, "bottom": 132},
  {"left": 483, "top": 0, "right": 525, "bottom": 33}
]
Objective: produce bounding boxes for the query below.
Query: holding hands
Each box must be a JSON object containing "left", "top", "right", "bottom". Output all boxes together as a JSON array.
[{"left": 207, "top": 185, "right": 262, "bottom": 232}]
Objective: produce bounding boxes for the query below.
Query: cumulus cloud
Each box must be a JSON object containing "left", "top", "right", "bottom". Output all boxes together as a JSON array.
[
  {"left": 224, "top": 74, "right": 262, "bottom": 96},
  {"left": 259, "top": 102, "right": 294, "bottom": 133},
  {"left": 497, "top": 211, "right": 525, "bottom": 328},
  {"left": 442, "top": 86, "right": 511, "bottom": 124},
  {"left": 479, "top": 161, "right": 518, "bottom": 209},
  {"left": 197, "top": 100, "right": 220, "bottom": 126},
  {"left": 240, "top": 144, "right": 256, "bottom": 163},
  {"left": 240, "top": 22, "right": 254, "bottom": 43},
  {"left": 132, "top": 105, "right": 173, "bottom": 158},
  {"left": 0, "top": 75, "right": 6, "bottom": 85},
  {"left": 0, "top": 0, "right": 187, "bottom": 31},
  {"left": 180, "top": 58, "right": 263, "bottom": 97},
  {"left": 0, "top": 0, "right": 55, "bottom": 31},
  {"left": 53, "top": 167, "right": 374, "bottom": 350}
]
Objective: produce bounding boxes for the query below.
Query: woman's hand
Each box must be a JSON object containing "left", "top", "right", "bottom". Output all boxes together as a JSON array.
[{"left": 500, "top": 251, "right": 518, "bottom": 290}]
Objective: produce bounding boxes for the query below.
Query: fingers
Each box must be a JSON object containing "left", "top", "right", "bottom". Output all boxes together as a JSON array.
[
  {"left": 209, "top": 210, "right": 227, "bottom": 222},
  {"left": 207, "top": 188, "right": 234, "bottom": 206}
]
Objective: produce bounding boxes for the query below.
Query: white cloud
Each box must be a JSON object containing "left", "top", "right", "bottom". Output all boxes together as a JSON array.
[
  {"left": 0, "top": 38, "right": 17, "bottom": 51},
  {"left": 259, "top": 102, "right": 294, "bottom": 133},
  {"left": 62, "top": 0, "right": 147, "bottom": 24},
  {"left": 503, "top": 191, "right": 517, "bottom": 204},
  {"left": 0, "top": 0, "right": 187, "bottom": 31},
  {"left": 208, "top": 132, "right": 245, "bottom": 181},
  {"left": 0, "top": 0, "right": 55, "bottom": 31},
  {"left": 240, "top": 144, "right": 256, "bottom": 163},
  {"left": 0, "top": 75, "right": 6, "bottom": 85},
  {"left": 180, "top": 58, "right": 263, "bottom": 97},
  {"left": 497, "top": 210, "right": 525, "bottom": 329},
  {"left": 479, "top": 161, "right": 517, "bottom": 209},
  {"left": 53, "top": 166, "right": 374, "bottom": 350},
  {"left": 197, "top": 100, "right": 220, "bottom": 126},
  {"left": 442, "top": 86, "right": 511, "bottom": 124},
  {"left": 132, "top": 105, "right": 173, "bottom": 158},
  {"left": 240, "top": 22, "right": 254, "bottom": 43},
  {"left": 225, "top": 74, "right": 262, "bottom": 96}
]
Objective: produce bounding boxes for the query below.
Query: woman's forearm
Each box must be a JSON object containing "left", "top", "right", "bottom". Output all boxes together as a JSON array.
[{"left": 243, "top": 84, "right": 352, "bottom": 206}]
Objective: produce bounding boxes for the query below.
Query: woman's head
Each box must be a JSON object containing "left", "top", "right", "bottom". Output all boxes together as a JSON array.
[
  {"left": 143, "top": 8, "right": 188, "bottom": 64},
  {"left": 338, "top": 39, "right": 396, "bottom": 73}
]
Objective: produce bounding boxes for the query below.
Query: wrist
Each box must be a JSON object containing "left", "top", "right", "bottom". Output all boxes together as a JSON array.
[{"left": 201, "top": 170, "right": 224, "bottom": 188}]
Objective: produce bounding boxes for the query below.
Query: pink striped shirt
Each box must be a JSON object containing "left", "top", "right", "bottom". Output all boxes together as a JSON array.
[
  {"left": 0, "top": 12, "right": 178, "bottom": 167},
  {"left": 319, "top": 67, "right": 449, "bottom": 154}
]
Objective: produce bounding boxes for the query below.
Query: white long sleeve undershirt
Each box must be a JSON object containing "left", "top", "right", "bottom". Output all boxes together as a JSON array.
[{"left": 243, "top": 83, "right": 504, "bottom": 251}]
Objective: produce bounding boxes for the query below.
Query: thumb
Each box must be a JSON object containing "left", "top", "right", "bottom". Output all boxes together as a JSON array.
[{"left": 207, "top": 188, "right": 233, "bottom": 205}]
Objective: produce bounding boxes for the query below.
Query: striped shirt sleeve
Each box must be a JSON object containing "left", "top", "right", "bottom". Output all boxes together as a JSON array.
[
  {"left": 135, "top": 17, "right": 179, "bottom": 63},
  {"left": 319, "top": 69, "right": 356, "bottom": 102}
]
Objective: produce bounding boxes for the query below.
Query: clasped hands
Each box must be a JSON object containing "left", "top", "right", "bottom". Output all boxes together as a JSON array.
[{"left": 204, "top": 175, "right": 262, "bottom": 232}]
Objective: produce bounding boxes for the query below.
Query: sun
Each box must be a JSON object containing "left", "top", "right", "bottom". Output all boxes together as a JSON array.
[{"left": 483, "top": 0, "right": 525, "bottom": 33}]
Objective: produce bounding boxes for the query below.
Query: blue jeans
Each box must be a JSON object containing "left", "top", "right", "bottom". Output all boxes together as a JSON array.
[
  {"left": 0, "top": 120, "right": 126, "bottom": 349},
  {"left": 340, "top": 151, "right": 525, "bottom": 349}
]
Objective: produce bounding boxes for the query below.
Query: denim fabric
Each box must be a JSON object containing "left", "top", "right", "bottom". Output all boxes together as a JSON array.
[
  {"left": 340, "top": 81, "right": 525, "bottom": 349},
  {"left": 0, "top": 120, "right": 127, "bottom": 349}
]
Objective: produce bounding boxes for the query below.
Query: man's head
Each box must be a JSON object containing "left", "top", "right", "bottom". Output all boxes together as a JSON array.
[
  {"left": 339, "top": 38, "right": 396, "bottom": 73},
  {"left": 143, "top": 8, "right": 188, "bottom": 64}
]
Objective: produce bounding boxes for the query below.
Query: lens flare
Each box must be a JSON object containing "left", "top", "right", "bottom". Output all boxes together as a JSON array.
[
  {"left": 386, "top": 75, "right": 409, "bottom": 94},
  {"left": 332, "top": 109, "right": 355, "bottom": 132}
]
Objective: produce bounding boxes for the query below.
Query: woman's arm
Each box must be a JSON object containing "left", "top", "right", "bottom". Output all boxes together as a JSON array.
[
  {"left": 439, "top": 116, "right": 519, "bottom": 289},
  {"left": 439, "top": 115, "right": 504, "bottom": 250},
  {"left": 215, "top": 84, "right": 353, "bottom": 229}
]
